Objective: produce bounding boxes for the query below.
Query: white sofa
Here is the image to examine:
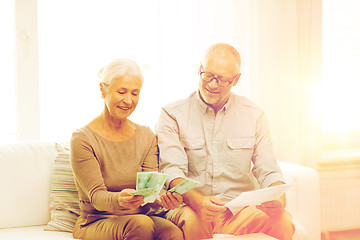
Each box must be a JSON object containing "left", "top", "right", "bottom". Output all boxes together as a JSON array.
[{"left": 0, "top": 141, "right": 321, "bottom": 240}]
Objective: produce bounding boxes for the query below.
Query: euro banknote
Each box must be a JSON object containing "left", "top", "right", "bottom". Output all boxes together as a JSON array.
[
  {"left": 168, "top": 178, "right": 199, "bottom": 195},
  {"left": 129, "top": 187, "right": 158, "bottom": 198},
  {"left": 131, "top": 172, "right": 168, "bottom": 203}
]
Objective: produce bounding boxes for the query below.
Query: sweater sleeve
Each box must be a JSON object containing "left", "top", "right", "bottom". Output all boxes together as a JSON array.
[
  {"left": 141, "top": 127, "right": 159, "bottom": 172},
  {"left": 70, "top": 131, "right": 120, "bottom": 212}
]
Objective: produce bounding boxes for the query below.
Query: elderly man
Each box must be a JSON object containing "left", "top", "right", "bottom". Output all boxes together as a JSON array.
[{"left": 155, "top": 43, "right": 295, "bottom": 240}]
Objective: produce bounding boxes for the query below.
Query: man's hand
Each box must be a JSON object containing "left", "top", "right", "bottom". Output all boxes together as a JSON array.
[
  {"left": 257, "top": 182, "right": 286, "bottom": 218},
  {"left": 256, "top": 198, "right": 285, "bottom": 218},
  {"left": 117, "top": 189, "right": 144, "bottom": 209},
  {"left": 169, "top": 178, "right": 227, "bottom": 221},
  {"left": 194, "top": 195, "right": 228, "bottom": 222},
  {"left": 160, "top": 192, "right": 183, "bottom": 210}
]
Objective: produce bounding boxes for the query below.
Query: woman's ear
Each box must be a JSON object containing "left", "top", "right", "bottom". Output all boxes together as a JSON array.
[{"left": 100, "top": 82, "right": 105, "bottom": 98}]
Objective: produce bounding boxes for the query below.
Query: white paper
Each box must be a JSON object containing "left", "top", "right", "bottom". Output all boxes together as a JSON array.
[{"left": 225, "top": 184, "right": 292, "bottom": 214}]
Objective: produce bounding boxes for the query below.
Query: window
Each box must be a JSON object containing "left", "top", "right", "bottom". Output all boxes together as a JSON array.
[
  {"left": 37, "top": 0, "right": 249, "bottom": 142},
  {"left": 319, "top": 0, "right": 360, "bottom": 166},
  {"left": 2, "top": 0, "right": 258, "bottom": 144},
  {"left": 0, "top": 0, "right": 16, "bottom": 142},
  {"left": 37, "top": 0, "right": 162, "bottom": 141},
  {"left": 321, "top": 0, "right": 360, "bottom": 157}
]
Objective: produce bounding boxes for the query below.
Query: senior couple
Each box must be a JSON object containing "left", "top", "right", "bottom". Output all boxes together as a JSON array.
[{"left": 70, "top": 43, "right": 295, "bottom": 240}]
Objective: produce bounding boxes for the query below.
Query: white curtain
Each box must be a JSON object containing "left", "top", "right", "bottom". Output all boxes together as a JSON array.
[
  {"left": 0, "top": 0, "right": 16, "bottom": 142},
  {"left": 233, "top": 0, "right": 321, "bottom": 166},
  {"left": 37, "top": 0, "right": 252, "bottom": 141}
]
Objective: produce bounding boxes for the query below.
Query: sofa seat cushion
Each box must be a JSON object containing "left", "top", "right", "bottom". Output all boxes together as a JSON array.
[{"left": 0, "top": 226, "right": 77, "bottom": 239}]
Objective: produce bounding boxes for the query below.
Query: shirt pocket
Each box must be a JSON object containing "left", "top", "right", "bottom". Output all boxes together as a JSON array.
[
  {"left": 225, "top": 137, "right": 255, "bottom": 171},
  {"left": 180, "top": 138, "right": 207, "bottom": 175}
]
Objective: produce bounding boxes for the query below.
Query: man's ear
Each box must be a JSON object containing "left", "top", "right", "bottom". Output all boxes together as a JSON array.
[{"left": 232, "top": 73, "right": 241, "bottom": 87}]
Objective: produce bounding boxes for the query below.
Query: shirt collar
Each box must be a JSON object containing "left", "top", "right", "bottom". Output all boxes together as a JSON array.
[
  {"left": 196, "top": 91, "right": 208, "bottom": 114},
  {"left": 196, "top": 91, "right": 233, "bottom": 114}
]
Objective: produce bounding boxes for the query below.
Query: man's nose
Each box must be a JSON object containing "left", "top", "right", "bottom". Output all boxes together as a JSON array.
[{"left": 208, "top": 78, "right": 219, "bottom": 89}]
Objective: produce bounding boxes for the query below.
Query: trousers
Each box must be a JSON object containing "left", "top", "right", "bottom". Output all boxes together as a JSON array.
[
  {"left": 72, "top": 214, "right": 184, "bottom": 240},
  {"left": 165, "top": 205, "right": 295, "bottom": 240}
]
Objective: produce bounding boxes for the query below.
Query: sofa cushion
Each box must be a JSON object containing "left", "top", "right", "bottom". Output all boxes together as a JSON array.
[
  {"left": 0, "top": 141, "right": 56, "bottom": 228},
  {"left": 44, "top": 143, "right": 80, "bottom": 232}
]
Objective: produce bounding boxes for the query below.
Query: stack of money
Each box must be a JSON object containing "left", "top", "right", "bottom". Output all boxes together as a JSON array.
[
  {"left": 130, "top": 172, "right": 200, "bottom": 204},
  {"left": 130, "top": 172, "right": 168, "bottom": 203}
]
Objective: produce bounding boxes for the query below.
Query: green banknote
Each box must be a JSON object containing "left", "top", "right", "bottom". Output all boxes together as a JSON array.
[
  {"left": 132, "top": 172, "right": 168, "bottom": 203},
  {"left": 136, "top": 172, "right": 155, "bottom": 191},
  {"left": 168, "top": 178, "right": 199, "bottom": 195},
  {"left": 142, "top": 172, "right": 168, "bottom": 191},
  {"left": 129, "top": 187, "right": 158, "bottom": 198}
]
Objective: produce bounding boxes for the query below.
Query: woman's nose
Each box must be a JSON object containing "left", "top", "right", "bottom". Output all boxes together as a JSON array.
[{"left": 123, "top": 94, "right": 132, "bottom": 104}]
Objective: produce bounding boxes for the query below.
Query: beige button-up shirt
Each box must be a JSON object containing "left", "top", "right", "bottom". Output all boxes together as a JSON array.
[{"left": 156, "top": 91, "right": 284, "bottom": 202}]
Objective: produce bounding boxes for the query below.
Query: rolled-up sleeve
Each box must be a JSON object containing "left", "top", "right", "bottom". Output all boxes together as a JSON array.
[
  {"left": 155, "top": 107, "right": 188, "bottom": 188},
  {"left": 251, "top": 112, "right": 285, "bottom": 188}
]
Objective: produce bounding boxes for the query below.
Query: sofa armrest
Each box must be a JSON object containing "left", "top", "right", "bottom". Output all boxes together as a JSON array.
[{"left": 278, "top": 161, "right": 321, "bottom": 240}]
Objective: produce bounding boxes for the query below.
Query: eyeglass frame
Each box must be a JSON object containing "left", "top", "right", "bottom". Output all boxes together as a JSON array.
[{"left": 198, "top": 65, "right": 239, "bottom": 87}]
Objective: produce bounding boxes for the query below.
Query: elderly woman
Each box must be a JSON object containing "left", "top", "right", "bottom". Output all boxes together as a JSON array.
[{"left": 71, "top": 59, "right": 183, "bottom": 240}]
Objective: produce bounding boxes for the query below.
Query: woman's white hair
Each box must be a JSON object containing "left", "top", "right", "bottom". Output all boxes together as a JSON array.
[{"left": 98, "top": 58, "right": 144, "bottom": 87}]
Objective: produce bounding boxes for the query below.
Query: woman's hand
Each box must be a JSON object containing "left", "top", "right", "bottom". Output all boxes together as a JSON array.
[
  {"left": 159, "top": 192, "right": 183, "bottom": 210},
  {"left": 117, "top": 189, "right": 144, "bottom": 209}
]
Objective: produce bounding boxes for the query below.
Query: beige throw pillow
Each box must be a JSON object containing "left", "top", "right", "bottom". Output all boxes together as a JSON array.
[{"left": 44, "top": 143, "right": 80, "bottom": 232}]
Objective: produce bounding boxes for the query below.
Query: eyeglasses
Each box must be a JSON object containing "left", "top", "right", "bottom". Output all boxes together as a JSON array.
[{"left": 199, "top": 65, "right": 238, "bottom": 87}]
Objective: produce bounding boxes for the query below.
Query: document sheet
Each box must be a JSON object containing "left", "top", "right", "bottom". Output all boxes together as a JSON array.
[{"left": 225, "top": 184, "right": 292, "bottom": 214}]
